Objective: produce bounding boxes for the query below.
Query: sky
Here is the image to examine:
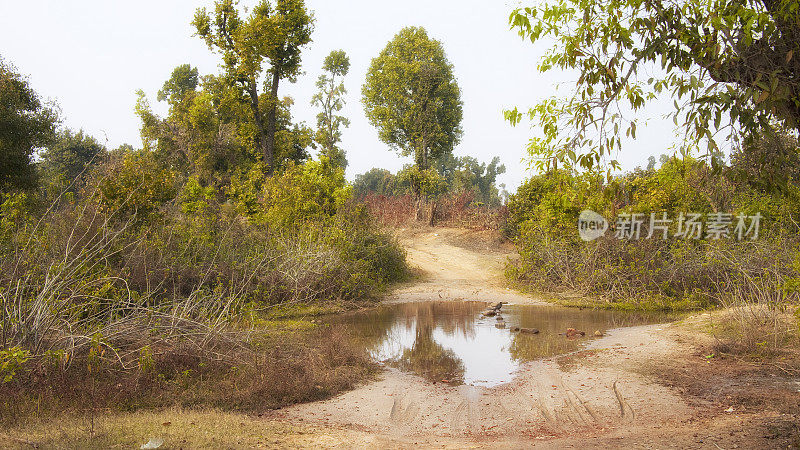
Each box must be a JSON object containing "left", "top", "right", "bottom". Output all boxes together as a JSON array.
[{"left": 0, "top": 0, "right": 678, "bottom": 191}]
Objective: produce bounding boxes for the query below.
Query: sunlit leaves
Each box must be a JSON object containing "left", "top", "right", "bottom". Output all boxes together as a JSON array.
[{"left": 507, "top": 0, "right": 800, "bottom": 174}]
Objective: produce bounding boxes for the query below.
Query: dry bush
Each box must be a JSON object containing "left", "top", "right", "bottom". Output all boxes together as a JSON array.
[
  {"left": 0, "top": 325, "right": 376, "bottom": 424},
  {"left": 358, "top": 193, "right": 415, "bottom": 227},
  {"left": 358, "top": 191, "right": 508, "bottom": 230},
  {"left": 0, "top": 177, "right": 402, "bottom": 423},
  {"left": 710, "top": 272, "right": 800, "bottom": 361},
  {"left": 508, "top": 225, "right": 800, "bottom": 311}
]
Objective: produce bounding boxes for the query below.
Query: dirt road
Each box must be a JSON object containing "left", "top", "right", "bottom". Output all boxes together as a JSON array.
[{"left": 273, "top": 228, "right": 800, "bottom": 448}]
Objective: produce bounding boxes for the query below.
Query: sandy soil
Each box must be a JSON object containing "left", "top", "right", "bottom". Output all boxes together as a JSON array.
[{"left": 273, "top": 228, "right": 800, "bottom": 448}]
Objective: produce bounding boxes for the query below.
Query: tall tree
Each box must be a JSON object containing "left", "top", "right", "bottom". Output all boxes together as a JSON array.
[
  {"left": 39, "top": 129, "right": 105, "bottom": 188},
  {"left": 362, "top": 27, "right": 463, "bottom": 176},
  {"left": 507, "top": 0, "right": 800, "bottom": 173},
  {"left": 192, "top": 0, "right": 313, "bottom": 174},
  {"left": 0, "top": 59, "right": 58, "bottom": 190},
  {"left": 311, "top": 50, "right": 350, "bottom": 170},
  {"left": 157, "top": 64, "right": 199, "bottom": 104}
]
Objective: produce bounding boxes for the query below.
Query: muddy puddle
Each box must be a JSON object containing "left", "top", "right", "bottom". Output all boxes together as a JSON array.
[{"left": 329, "top": 301, "right": 674, "bottom": 387}]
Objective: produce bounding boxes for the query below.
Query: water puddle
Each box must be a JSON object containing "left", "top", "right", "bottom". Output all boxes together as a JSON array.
[{"left": 329, "top": 301, "right": 673, "bottom": 387}]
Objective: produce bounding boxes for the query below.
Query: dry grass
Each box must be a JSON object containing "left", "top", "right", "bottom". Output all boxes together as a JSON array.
[
  {"left": 0, "top": 408, "right": 324, "bottom": 449},
  {"left": 709, "top": 302, "right": 800, "bottom": 364},
  {"left": 508, "top": 225, "right": 800, "bottom": 312},
  {"left": 0, "top": 324, "right": 377, "bottom": 425}
]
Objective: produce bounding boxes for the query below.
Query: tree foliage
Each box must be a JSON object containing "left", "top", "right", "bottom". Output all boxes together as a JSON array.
[
  {"left": 432, "top": 154, "right": 507, "bottom": 206},
  {"left": 507, "top": 0, "right": 800, "bottom": 173},
  {"left": 311, "top": 50, "right": 350, "bottom": 170},
  {"left": 362, "top": 27, "right": 463, "bottom": 179},
  {"left": 353, "top": 155, "right": 507, "bottom": 206},
  {"left": 38, "top": 128, "right": 105, "bottom": 189},
  {"left": 193, "top": 0, "right": 314, "bottom": 174},
  {"left": 137, "top": 66, "right": 314, "bottom": 186},
  {"left": 0, "top": 59, "right": 58, "bottom": 191},
  {"left": 157, "top": 64, "right": 199, "bottom": 103}
]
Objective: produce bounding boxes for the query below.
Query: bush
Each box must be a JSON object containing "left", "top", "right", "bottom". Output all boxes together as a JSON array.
[
  {"left": 257, "top": 157, "right": 352, "bottom": 228},
  {"left": 0, "top": 150, "right": 408, "bottom": 422},
  {"left": 96, "top": 150, "right": 177, "bottom": 222},
  {"left": 506, "top": 151, "right": 800, "bottom": 310}
]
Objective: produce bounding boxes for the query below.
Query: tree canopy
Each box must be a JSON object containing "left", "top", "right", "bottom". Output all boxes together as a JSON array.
[
  {"left": 507, "top": 0, "right": 800, "bottom": 173},
  {"left": 193, "top": 0, "right": 313, "bottom": 174},
  {"left": 311, "top": 50, "right": 351, "bottom": 169},
  {"left": 362, "top": 27, "right": 463, "bottom": 175},
  {"left": 38, "top": 128, "right": 105, "bottom": 189},
  {"left": 0, "top": 59, "right": 58, "bottom": 190}
]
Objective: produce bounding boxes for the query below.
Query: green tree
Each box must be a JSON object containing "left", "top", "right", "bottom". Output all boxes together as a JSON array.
[
  {"left": 362, "top": 27, "right": 463, "bottom": 189},
  {"left": 157, "top": 64, "right": 199, "bottom": 104},
  {"left": 193, "top": 0, "right": 314, "bottom": 174},
  {"left": 0, "top": 59, "right": 58, "bottom": 191},
  {"left": 507, "top": 0, "right": 800, "bottom": 172},
  {"left": 353, "top": 168, "right": 399, "bottom": 197},
  {"left": 138, "top": 67, "right": 315, "bottom": 186},
  {"left": 39, "top": 128, "right": 105, "bottom": 189},
  {"left": 311, "top": 50, "right": 351, "bottom": 170},
  {"left": 432, "top": 154, "right": 507, "bottom": 205}
]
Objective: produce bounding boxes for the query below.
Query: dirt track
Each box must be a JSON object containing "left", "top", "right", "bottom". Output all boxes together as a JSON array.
[{"left": 273, "top": 228, "right": 800, "bottom": 448}]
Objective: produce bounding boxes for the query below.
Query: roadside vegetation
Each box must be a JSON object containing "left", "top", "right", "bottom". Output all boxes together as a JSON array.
[
  {"left": 0, "top": 0, "right": 407, "bottom": 427},
  {"left": 505, "top": 0, "right": 800, "bottom": 361}
]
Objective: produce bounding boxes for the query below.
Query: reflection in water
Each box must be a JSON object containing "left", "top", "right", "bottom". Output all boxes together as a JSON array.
[{"left": 329, "top": 302, "right": 673, "bottom": 387}]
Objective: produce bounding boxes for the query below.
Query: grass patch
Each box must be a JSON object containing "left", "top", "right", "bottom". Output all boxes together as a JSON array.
[
  {"left": 0, "top": 319, "right": 378, "bottom": 426},
  {"left": 0, "top": 408, "right": 318, "bottom": 449},
  {"left": 708, "top": 303, "right": 800, "bottom": 364}
]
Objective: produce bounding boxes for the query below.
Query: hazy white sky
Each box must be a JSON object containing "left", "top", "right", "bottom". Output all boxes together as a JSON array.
[{"left": 0, "top": 0, "right": 677, "bottom": 190}]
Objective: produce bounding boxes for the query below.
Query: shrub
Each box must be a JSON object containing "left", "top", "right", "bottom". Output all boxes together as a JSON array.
[
  {"left": 96, "top": 150, "right": 177, "bottom": 222},
  {"left": 506, "top": 153, "right": 800, "bottom": 310}
]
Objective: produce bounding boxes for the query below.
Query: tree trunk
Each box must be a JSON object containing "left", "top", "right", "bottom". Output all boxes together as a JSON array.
[
  {"left": 264, "top": 70, "right": 281, "bottom": 175},
  {"left": 246, "top": 82, "right": 271, "bottom": 173},
  {"left": 421, "top": 137, "right": 428, "bottom": 171},
  {"left": 415, "top": 196, "right": 428, "bottom": 222}
]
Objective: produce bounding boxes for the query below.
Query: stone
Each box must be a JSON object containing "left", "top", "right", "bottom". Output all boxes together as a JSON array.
[{"left": 565, "top": 328, "right": 586, "bottom": 338}]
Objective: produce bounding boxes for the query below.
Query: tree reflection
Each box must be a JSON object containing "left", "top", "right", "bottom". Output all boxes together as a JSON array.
[{"left": 391, "top": 303, "right": 466, "bottom": 384}]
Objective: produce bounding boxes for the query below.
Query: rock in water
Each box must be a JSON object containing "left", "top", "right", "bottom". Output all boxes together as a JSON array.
[
  {"left": 519, "top": 328, "right": 539, "bottom": 334},
  {"left": 510, "top": 327, "right": 521, "bottom": 332},
  {"left": 482, "top": 310, "right": 497, "bottom": 317},
  {"left": 594, "top": 330, "right": 604, "bottom": 337},
  {"left": 495, "top": 322, "right": 506, "bottom": 329},
  {"left": 565, "top": 328, "right": 586, "bottom": 338}
]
